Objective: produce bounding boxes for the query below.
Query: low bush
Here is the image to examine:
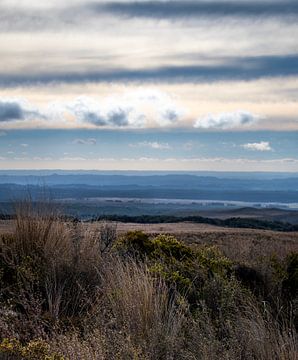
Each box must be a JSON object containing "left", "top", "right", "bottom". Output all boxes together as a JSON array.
[{"left": 116, "top": 231, "right": 233, "bottom": 306}]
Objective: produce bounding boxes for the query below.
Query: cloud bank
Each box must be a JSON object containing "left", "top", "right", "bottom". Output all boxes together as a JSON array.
[
  {"left": 1, "top": 155, "right": 297, "bottom": 172},
  {"left": 0, "top": 94, "right": 263, "bottom": 130},
  {"left": 1, "top": 54, "right": 298, "bottom": 87},
  {"left": 0, "top": 91, "right": 184, "bottom": 129}
]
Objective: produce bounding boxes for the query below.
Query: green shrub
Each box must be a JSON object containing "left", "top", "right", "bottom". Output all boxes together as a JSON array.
[
  {"left": 116, "top": 232, "right": 233, "bottom": 307},
  {"left": 115, "top": 230, "right": 153, "bottom": 258}
]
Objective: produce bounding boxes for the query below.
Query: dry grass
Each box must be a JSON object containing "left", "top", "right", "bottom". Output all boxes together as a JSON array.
[
  {"left": 51, "top": 259, "right": 187, "bottom": 360},
  {"left": 2, "top": 219, "right": 297, "bottom": 263},
  {"left": 0, "top": 202, "right": 297, "bottom": 359},
  {"left": 101, "top": 259, "right": 186, "bottom": 357},
  {"left": 183, "top": 299, "right": 297, "bottom": 360},
  {"left": 0, "top": 201, "right": 104, "bottom": 326}
]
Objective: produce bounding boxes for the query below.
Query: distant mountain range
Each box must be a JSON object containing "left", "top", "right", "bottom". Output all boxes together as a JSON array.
[
  {"left": 0, "top": 171, "right": 297, "bottom": 205},
  {"left": 0, "top": 172, "right": 297, "bottom": 191}
]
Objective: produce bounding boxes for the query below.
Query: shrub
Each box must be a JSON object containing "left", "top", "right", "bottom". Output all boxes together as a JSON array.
[
  {"left": 233, "top": 264, "right": 265, "bottom": 295},
  {"left": 116, "top": 232, "right": 233, "bottom": 307},
  {"left": 0, "top": 338, "right": 64, "bottom": 360},
  {"left": 283, "top": 252, "right": 298, "bottom": 298}
]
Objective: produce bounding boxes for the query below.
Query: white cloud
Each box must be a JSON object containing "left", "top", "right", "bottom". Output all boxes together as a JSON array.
[
  {"left": 20, "top": 143, "right": 29, "bottom": 147},
  {"left": 66, "top": 90, "right": 184, "bottom": 128},
  {"left": 66, "top": 96, "right": 135, "bottom": 127},
  {"left": 128, "top": 88, "right": 185, "bottom": 126},
  {"left": 59, "top": 156, "right": 87, "bottom": 161},
  {"left": 32, "top": 157, "right": 53, "bottom": 161},
  {"left": 194, "top": 110, "right": 260, "bottom": 129},
  {"left": 130, "top": 141, "right": 171, "bottom": 150},
  {"left": 72, "top": 138, "right": 97, "bottom": 145},
  {"left": 242, "top": 141, "right": 272, "bottom": 151}
]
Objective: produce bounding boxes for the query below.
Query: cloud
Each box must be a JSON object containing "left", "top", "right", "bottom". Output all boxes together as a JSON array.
[
  {"left": 20, "top": 143, "right": 29, "bottom": 147},
  {"left": 59, "top": 156, "right": 87, "bottom": 161},
  {"left": 0, "top": 100, "right": 26, "bottom": 122},
  {"left": 67, "top": 97, "right": 133, "bottom": 127},
  {"left": 0, "top": 1, "right": 297, "bottom": 33},
  {"left": 159, "top": 108, "right": 182, "bottom": 126},
  {"left": 65, "top": 96, "right": 140, "bottom": 127},
  {"left": 97, "top": 1, "right": 298, "bottom": 20},
  {"left": 73, "top": 138, "right": 97, "bottom": 145},
  {"left": 0, "top": 98, "right": 44, "bottom": 122},
  {"left": 194, "top": 111, "right": 259, "bottom": 129},
  {"left": 130, "top": 141, "right": 171, "bottom": 150},
  {"left": 0, "top": 131, "right": 7, "bottom": 136},
  {"left": 242, "top": 141, "right": 272, "bottom": 151},
  {"left": 65, "top": 91, "right": 183, "bottom": 128},
  {"left": 0, "top": 4, "right": 95, "bottom": 32},
  {"left": 2, "top": 54, "right": 298, "bottom": 87},
  {"left": 183, "top": 141, "right": 195, "bottom": 151},
  {"left": 32, "top": 157, "right": 53, "bottom": 161}
]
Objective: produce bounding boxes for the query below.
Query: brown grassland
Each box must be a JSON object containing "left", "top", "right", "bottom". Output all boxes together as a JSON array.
[{"left": 0, "top": 202, "right": 297, "bottom": 359}]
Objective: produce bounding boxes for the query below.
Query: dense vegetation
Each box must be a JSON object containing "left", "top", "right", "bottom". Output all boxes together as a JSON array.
[{"left": 0, "top": 203, "right": 297, "bottom": 359}]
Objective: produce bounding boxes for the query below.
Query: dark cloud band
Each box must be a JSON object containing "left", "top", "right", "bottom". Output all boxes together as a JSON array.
[
  {"left": 0, "top": 1, "right": 297, "bottom": 33},
  {"left": 96, "top": 1, "right": 298, "bottom": 19},
  {"left": 0, "top": 54, "right": 297, "bottom": 87}
]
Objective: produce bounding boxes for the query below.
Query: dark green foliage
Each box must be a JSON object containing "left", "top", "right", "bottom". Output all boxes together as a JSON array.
[
  {"left": 115, "top": 231, "right": 153, "bottom": 258},
  {"left": 283, "top": 253, "right": 298, "bottom": 298},
  {"left": 233, "top": 264, "right": 265, "bottom": 295}
]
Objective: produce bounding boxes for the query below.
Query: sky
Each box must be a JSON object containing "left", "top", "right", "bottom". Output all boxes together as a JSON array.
[{"left": 0, "top": 0, "right": 297, "bottom": 171}]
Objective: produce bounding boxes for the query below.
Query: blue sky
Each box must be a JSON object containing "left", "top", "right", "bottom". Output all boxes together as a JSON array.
[
  {"left": 0, "top": 129, "right": 297, "bottom": 171},
  {"left": 0, "top": 0, "right": 297, "bottom": 171}
]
